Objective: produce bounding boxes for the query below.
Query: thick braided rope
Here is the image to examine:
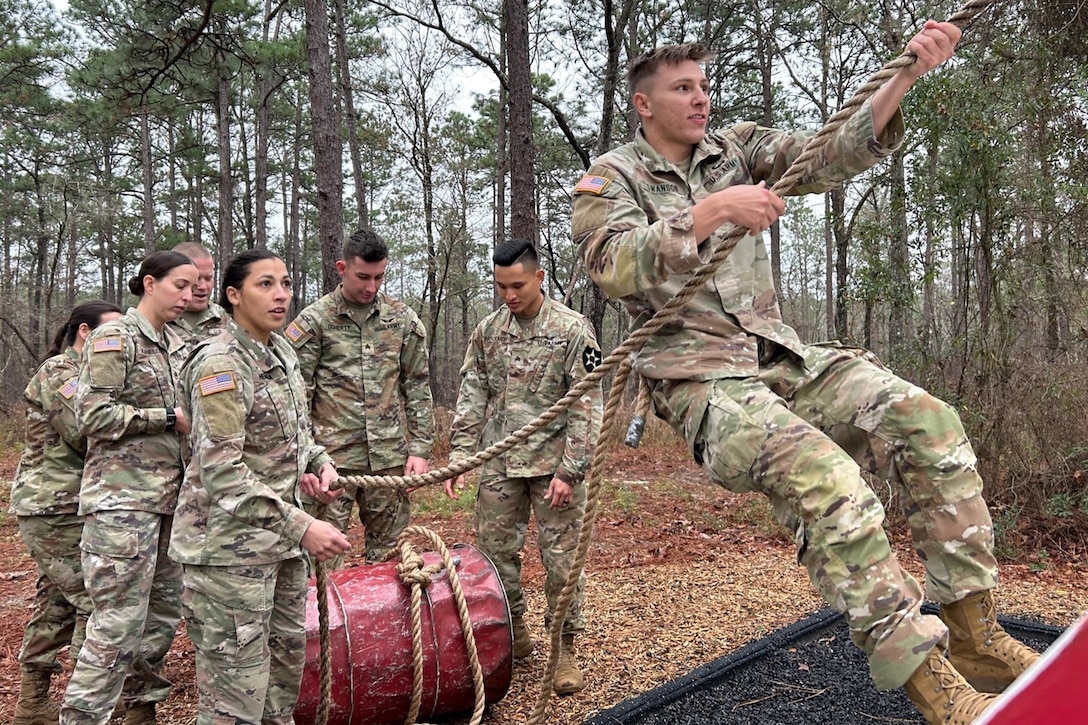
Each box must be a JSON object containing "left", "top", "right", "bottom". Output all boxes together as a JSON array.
[
  {"left": 525, "top": 3, "right": 997, "bottom": 722},
  {"left": 396, "top": 526, "right": 488, "bottom": 725},
  {"left": 314, "top": 559, "right": 333, "bottom": 725}
]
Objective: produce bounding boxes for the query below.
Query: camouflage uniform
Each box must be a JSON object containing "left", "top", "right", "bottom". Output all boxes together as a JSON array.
[
  {"left": 449, "top": 296, "right": 603, "bottom": 634},
  {"left": 10, "top": 348, "right": 93, "bottom": 674},
  {"left": 171, "top": 319, "right": 329, "bottom": 725},
  {"left": 168, "top": 301, "right": 228, "bottom": 350},
  {"left": 571, "top": 100, "right": 999, "bottom": 690},
  {"left": 60, "top": 309, "right": 186, "bottom": 725},
  {"left": 288, "top": 287, "right": 434, "bottom": 564}
]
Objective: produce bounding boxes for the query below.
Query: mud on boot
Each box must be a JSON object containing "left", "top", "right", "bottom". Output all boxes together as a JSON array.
[
  {"left": 941, "top": 590, "right": 1041, "bottom": 693},
  {"left": 904, "top": 646, "right": 997, "bottom": 725}
]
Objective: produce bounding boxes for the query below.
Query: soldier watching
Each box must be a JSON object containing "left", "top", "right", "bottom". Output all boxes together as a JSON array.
[
  {"left": 172, "top": 249, "right": 349, "bottom": 725},
  {"left": 570, "top": 23, "right": 1038, "bottom": 725},
  {"left": 61, "top": 251, "right": 197, "bottom": 725},
  {"left": 443, "top": 238, "right": 603, "bottom": 696},
  {"left": 10, "top": 301, "right": 122, "bottom": 725},
  {"left": 169, "top": 242, "right": 228, "bottom": 347},
  {"left": 287, "top": 227, "right": 435, "bottom": 566}
]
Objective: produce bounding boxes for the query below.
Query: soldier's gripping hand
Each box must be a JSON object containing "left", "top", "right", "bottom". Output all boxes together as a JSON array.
[
  {"left": 443, "top": 474, "right": 466, "bottom": 500},
  {"left": 301, "top": 519, "right": 351, "bottom": 562},
  {"left": 301, "top": 463, "right": 343, "bottom": 504}
]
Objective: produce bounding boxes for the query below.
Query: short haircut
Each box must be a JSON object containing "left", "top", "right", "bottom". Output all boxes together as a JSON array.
[
  {"left": 219, "top": 249, "right": 281, "bottom": 313},
  {"left": 628, "top": 43, "right": 716, "bottom": 95},
  {"left": 343, "top": 228, "right": 388, "bottom": 264},
  {"left": 172, "top": 242, "right": 212, "bottom": 262},
  {"left": 492, "top": 238, "right": 539, "bottom": 269}
]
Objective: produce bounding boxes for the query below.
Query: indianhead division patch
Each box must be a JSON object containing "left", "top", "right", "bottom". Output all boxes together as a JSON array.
[
  {"left": 574, "top": 174, "right": 611, "bottom": 195},
  {"left": 92, "top": 337, "right": 122, "bottom": 353},
  {"left": 582, "top": 346, "right": 602, "bottom": 373},
  {"left": 198, "top": 372, "right": 237, "bottom": 396}
]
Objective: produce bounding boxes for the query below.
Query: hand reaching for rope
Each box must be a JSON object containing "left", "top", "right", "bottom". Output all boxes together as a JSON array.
[
  {"left": 301, "top": 519, "right": 351, "bottom": 562},
  {"left": 904, "top": 20, "right": 963, "bottom": 80}
]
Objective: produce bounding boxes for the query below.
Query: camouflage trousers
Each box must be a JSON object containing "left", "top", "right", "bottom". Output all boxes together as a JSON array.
[
  {"left": 654, "top": 347, "right": 998, "bottom": 690},
  {"left": 475, "top": 474, "right": 586, "bottom": 635},
  {"left": 304, "top": 466, "right": 409, "bottom": 567},
  {"left": 17, "top": 514, "right": 92, "bottom": 672},
  {"left": 182, "top": 558, "right": 308, "bottom": 725},
  {"left": 60, "top": 511, "right": 182, "bottom": 725}
]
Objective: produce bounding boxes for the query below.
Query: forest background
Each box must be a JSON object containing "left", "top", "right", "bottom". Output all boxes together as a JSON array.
[{"left": 1, "top": 0, "right": 1086, "bottom": 556}]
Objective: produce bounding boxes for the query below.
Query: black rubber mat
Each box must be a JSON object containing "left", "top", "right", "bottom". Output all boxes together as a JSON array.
[{"left": 584, "top": 605, "right": 1061, "bottom": 725}]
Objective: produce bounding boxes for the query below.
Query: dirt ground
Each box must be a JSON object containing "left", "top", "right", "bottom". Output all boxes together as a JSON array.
[{"left": 1, "top": 430, "right": 1085, "bottom": 725}]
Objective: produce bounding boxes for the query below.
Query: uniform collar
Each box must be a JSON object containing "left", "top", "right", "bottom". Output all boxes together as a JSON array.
[
  {"left": 335, "top": 285, "right": 383, "bottom": 321},
  {"left": 499, "top": 295, "right": 555, "bottom": 336},
  {"left": 633, "top": 126, "right": 723, "bottom": 176},
  {"left": 227, "top": 317, "right": 284, "bottom": 373},
  {"left": 129, "top": 307, "right": 184, "bottom": 353}
]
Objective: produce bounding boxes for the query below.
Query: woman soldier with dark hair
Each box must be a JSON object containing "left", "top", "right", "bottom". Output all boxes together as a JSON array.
[
  {"left": 171, "top": 249, "right": 349, "bottom": 724},
  {"left": 61, "top": 250, "right": 198, "bottom": 725},
  {"left": 11, "top": 301, "right": 122, "bottom": 725}
]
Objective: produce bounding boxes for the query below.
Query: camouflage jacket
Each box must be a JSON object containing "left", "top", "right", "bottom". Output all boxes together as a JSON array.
[
  {"left": 10, "top": 348, "right": 85, "bottom": 516},
  {"left": 449, "top": 296, "right": 603, "bottom": 482},
  {"left": 170, "top": 319, "right": 330, "bottom": 566},
  {"left": 287, "top": 287, "right": 434, "bottom": 472},
  {"left": 572, "top": 98, "right": 904, "bottom": 382},
  {"left": 169, "top": 302, "right": 228, "bottom": 353},
  {"left": 76, "top": 308, "right": 187, "bottom": 515}
]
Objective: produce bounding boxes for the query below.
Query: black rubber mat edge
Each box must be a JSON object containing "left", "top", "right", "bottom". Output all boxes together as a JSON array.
[{"left": 583, "top": 605, "right": 1064, "bottom": 725}]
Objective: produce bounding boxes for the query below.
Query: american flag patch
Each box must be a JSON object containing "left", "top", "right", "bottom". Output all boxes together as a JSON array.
[
  {"left": 59, "top": 377, "right": 79, "bottom": 399},
  {"left": 198, "top": 372, "right": 236, "bottom": 396},
  {"left": 574, "top": 174, "right": 611, "bottom": 195},
  {"left": 284, "top": 321, "right": 306, "bottom": 343},
  {"left": 92, "top": 337, "right": 122, "bottom": 353}
]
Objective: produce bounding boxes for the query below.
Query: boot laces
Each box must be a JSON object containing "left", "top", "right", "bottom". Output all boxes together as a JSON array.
[
  {"left": 975, "top": 593, "right": 1036, "bottom": 666},
  {"left": 928, "top": 654, "right": 971, "bottom": 704}
]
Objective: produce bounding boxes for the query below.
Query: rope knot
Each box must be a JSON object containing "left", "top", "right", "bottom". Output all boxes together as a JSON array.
[{"left": 397, "top": 549, "right": 433, "bottom": 587}]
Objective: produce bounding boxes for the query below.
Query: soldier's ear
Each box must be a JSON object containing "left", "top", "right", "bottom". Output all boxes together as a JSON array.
[
  {"left": 535, "top": 267, "right": 545, "bottom": 285},
  {"left": 225, "top": 285, "right": 243, "bottom": 308}
]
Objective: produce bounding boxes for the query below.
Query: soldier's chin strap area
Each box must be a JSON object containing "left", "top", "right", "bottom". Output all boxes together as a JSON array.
[{"left": 323, "top": 2, "right": 1000, "bottom": 720}]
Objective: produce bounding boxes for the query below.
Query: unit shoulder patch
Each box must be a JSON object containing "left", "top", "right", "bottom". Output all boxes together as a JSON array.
[{"left": 582, "top": 345, "right": 602, "bottom": 373}]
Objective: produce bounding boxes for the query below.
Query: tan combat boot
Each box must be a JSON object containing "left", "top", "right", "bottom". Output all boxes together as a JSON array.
[
  {"left": 904, "top": 647, "right": 997, "bottom": 725},
  {"left": 123, "top": 703, "right": 156, "bottom": 725},
  {"left": 553, "top": 634, "right": 584, "bottom": 695},
  {"left": 941, "top": 590, "right": 1041, "bottom": 693},
  {"left": 13, "top": 669, "right": 59, "bottom": 725},
  {"left": 511, "top": 615, "right": 535, "bottom": 659}
]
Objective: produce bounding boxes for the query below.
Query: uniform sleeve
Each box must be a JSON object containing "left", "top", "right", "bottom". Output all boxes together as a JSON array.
[
  {"left": 556, "top": 319, "right": 603, "bottom": 483},
  {"left": 42, "top": 364, "right": 85, "bottom": 453},
  {"left": 188, "top": 353, "right": 314, "bottom": 547},
  {"left": 399, "top": 310, "right": 435, "bottom": 459},
  {"left": 285, "top": 311, "right": 320, "bottom": 405},
  {"left": 76, "top": 330, "right": 168, "bottom": 440},
  {"left": 572, "top": 163, "right": 705, "bottom": 301},
  {"left": 448, "top": 326, "right": 489, "bottom": 465}
]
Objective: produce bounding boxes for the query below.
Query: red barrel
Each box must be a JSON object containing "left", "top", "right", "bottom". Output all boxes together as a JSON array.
[{"left": 294, "top": 543, "right": 513, "bottom": 725}]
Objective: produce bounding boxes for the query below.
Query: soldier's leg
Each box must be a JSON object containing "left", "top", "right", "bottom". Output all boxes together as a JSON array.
[
  {"left": 670, "top": 377, "right": 945, "bottom": 691},
  {"left": 474, "top": 476, "right": 531, "bottom": 620},
  {"left": 181, "top": 563, "right": 277, "bottom": 725},
  {"left": 17, "top": 515, "right": 88, "bottom": 671},
  {"left": 60, "top": 510, "right": 163, "bottom": 725},
  {"left": 529, "top": 475, "right": 586, "bottom": 636},
  {"left": 263, "top": 557, "right": 309, "bottom": 724},
  {"left": 355, "top": 466, "right": 410, "bottom": 564},
  {"left": 791, "top": 355, "right": 1035, "bottom": 691}
]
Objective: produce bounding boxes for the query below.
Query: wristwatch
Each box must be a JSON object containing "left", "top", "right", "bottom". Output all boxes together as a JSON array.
[{"left": 165, "top": 408, "right": 177, "bottom": 431}]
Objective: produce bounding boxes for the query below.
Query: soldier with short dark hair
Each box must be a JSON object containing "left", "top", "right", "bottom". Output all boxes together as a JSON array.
[
  {"left": 570, "top": 22, "right": 1037, "bottom": 725},
  {"left": 169, "top": 242, "right": 228, "bottom": 346},
  {"left": 444, "top": 238, "right": 603, "bottom": 695},
  {"left": 287, "top": 227, "right": 435, "bottom": 566}
]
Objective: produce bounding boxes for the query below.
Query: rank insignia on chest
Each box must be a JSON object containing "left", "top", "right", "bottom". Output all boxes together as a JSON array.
[
  {"left": 93, "top": 337, "right": 122, "bottom": 353},
  {"left": 582, "top": 346, "right": 602, "bottom": 373},
  {"left": 199, "top": 372, "right": 236, "bottom": 396}
]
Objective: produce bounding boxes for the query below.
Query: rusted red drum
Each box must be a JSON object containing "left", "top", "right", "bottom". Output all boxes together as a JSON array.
[{"left": 294, "top": 543, "right": 513, "bottom": 725}]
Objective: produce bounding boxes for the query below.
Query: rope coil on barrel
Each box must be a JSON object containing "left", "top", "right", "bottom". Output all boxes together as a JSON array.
[{"left": 310, "top": 2, "right": 998, "bottom": 721}]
